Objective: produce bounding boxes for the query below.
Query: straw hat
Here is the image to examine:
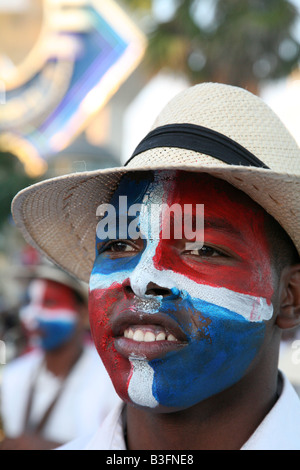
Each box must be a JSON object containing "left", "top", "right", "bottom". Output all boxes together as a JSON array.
[
  {"left": 12, "top": 82, "right": 300, "bottom": 283},
  {"left": 12, "top": 263, "right": 88, "bottom": 303}
]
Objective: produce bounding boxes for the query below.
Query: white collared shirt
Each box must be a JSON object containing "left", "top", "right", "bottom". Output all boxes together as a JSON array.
[
  {"left": 58, "top": 372, "right": 300, "bottom": 450},
  {"left": 1, "top": 346, "right": 121, "bottom": 444}
]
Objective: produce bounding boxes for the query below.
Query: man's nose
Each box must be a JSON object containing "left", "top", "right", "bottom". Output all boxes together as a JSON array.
[
  {"left": 124, "top": 271, "right": 177, "bottom": 299},
  {"left": 125, "top": 240, "right": 180, "bottom": 299},
  {"left": 145, "top": 282, "right": 173, "bottom": 297}
]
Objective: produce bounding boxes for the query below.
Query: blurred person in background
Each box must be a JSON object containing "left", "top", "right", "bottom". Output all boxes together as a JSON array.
[
  {"left": 0, "top": 265, "right": 120, "bottom": 450},
  {"left": 0, "top": 302, "right": 25, "bottom": 362}
]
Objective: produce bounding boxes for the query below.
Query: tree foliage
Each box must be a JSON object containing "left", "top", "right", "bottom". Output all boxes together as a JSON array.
[
  {"left": 122, "top": 0, "right": 300, "bottom": 93},
  {"left": 0, "top": 152, "right": 36, "bottom": 229}
]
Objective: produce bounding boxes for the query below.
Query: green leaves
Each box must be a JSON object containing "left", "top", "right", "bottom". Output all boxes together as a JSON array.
[
  {"left": 122, "top": 0, "right": 300, "bottom": 92},
  {"left": 0, "top": 152, "right": 36, "bottom": 228}
]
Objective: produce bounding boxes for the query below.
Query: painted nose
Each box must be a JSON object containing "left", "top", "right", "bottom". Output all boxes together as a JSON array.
[
  {"left": 123, "top": 279, "right": 180, "bottom": 300},
  {"left": 144, "top": 282, "right": 173, "bottom": 298},
  {"left": 123, "top": 278, "right": 172, "bottom": 297},
  {"left": 127, "top": 239, "right": 181, "bottom": 299}
]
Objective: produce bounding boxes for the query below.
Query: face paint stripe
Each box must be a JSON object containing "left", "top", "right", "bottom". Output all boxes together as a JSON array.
[
  {"left": 20, "top": 306, "right": 78, "bottom": 323},
  {"left": 90, "top": 171, "right": 273, "bottom": 321},
  {"left": 153, "top": 171, "right": 273, "bottom": 301},
  {"left": 150, "top": 320, "right": 266, "bottom": 408},
  {"left": 127, "top": 358, "right": 158, "bottom": 408},
  {"left": 28, "top": 279, "right": 46, "bottom": 305},
  {"left": 125, "top": 299, "right": 267, "bottom": 409},
  {"left": 90, "top": 271, "right": 273, "bottom": 323},
  {"left": 89, "top": 171, "right": 275, "bottom": 410}
]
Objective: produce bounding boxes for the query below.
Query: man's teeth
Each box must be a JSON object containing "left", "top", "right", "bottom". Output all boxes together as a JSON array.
[{"left": 124, "top": 328, "right": 177, "bottom": 342}]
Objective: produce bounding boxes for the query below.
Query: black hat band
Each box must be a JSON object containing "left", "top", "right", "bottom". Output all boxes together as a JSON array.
[{"left": 125, "top": 123, "right": 269, "bottom": 169}]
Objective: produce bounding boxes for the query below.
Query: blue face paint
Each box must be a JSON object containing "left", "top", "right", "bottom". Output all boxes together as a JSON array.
[
  {"left": 92, "top": 173, "right": 149, "bottom": 287},
  {"left": 37, "top": 318, "right": 77, "bottom": 351},
  {"left": 149, "top": 297, "right": 265, "bottom": 408},
  {"left": 89, "top": 171, "right": 273, "bottom": 410},
  {"left": 95, "top": 174, "right": 150, "bottom": 249}
]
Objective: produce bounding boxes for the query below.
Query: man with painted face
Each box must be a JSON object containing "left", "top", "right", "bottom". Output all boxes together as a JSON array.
[
  {"left": 12, "top": 83, "right": 300, "bottom": 450},
  {"left": 0, "top": 265, "right": 120, "bottom": 450}
]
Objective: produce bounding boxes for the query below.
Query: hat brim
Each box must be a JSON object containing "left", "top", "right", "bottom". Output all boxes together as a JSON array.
[
  {"left": 11, "top": 264, "right": 88, "bottom": 302},
  {"left": 11, "top": 162, "right": 300, "bottom": 283}
]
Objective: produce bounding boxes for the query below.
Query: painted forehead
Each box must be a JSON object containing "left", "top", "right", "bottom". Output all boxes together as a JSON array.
[
  {"left": 28, "top": 279, "right": 77, "bottom": 304},
  {"left": 95, "top": 170, "right": 274, "bottom": 300},
  {"left": 109, "top": 170, "right": 269, "bottom": 234}
]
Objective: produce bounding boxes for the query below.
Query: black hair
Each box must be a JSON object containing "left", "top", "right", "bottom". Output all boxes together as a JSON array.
[{"left": 72, "top": 289, "right": 87, "bottom": 307}]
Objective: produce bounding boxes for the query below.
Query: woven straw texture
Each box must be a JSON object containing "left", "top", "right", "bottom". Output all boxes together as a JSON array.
[{"left": 12, "top": 83, "right": 300, "bottom": 283}]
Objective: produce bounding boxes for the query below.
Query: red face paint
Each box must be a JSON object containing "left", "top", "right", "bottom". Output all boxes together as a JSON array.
[
  {"left": 153, "top": 171, "right": 274, "bottom": 301},
  {"left": 38, "top": 280, "right": 79, "bottom": 313},
  {"left": 21, "top": 279, "right": 79, "bottom": 323},
  {"left": 89, "top": 171, "right": 275, "bottom": 408},
  {"left": 88, "top": 285, "right": 131, "bottom": 403}
]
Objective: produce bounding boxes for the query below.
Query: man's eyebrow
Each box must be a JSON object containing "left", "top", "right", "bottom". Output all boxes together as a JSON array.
[
  {"left": 203, "top": 216, "right": 240, "bottom": 235},
  {"left": 177, "top": 214, "right": 241, "bottom": 238},
  {"left": 167, "top": 212, "right": 241, "bottom": 237}
]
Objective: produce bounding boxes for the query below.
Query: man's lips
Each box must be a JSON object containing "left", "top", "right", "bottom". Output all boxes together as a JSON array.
[
  {"left": 111, "top": 309, "right": 188, "bottom": 361},
  {"left": 111, "top": 309, "right": 188, "bottom": 341}
]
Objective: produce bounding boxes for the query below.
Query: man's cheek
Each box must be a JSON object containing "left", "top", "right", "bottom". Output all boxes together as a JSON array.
[
  {"left": 88, "top": 287, "right": 116, "bottom": 353},
  {"left": 88, "top": 287, "right": 132, "bottom": 403},
  {"left": 150, "top": 305, "right": 266, "bottom": 409}
]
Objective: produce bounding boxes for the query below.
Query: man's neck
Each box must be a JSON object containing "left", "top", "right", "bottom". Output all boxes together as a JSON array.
[
  {"left": 125, "top": 362, "right": 279, "bottom": 450},
  {"left": 44, "top": 340, "right": 83, "bottom": 378}
]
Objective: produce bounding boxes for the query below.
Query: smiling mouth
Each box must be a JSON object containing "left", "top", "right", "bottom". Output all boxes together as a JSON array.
[{"left": 113, "top": 313, "right": 188, "bottom": 361}]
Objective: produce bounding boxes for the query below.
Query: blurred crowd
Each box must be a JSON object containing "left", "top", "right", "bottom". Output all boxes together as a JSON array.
[
  {"left": 0, "top": 247, "right": 121, "bottom": 450},
  {"left": 0, "top": 247, "right": 299, "bottom": 450}
]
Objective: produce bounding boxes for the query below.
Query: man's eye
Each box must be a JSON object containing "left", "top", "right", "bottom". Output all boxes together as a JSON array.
[
  {"left": 187, "top": 245, "right": 224, "bottom": 257},
  {"left": 101, "top": 241, "right": 136, "bottom": 253}
]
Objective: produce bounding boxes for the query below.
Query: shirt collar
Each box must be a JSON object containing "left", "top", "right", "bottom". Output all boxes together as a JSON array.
[{"left": 241, "top": 372, "right": 300, "bottom": 450}]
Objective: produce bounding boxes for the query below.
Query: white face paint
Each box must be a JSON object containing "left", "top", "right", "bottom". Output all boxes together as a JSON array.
[
  {"left": 90, "top": 172, "right": 273, "bottom": 322},
  {"left": 20, "top": 280, "right": 78, "bottom": 329},
  {"left": 89, "top": 170, "right": 275, "bottom": 410},
  {"left": 20, "top": 280, "right": 46, "bottom": 331},
  {"left": 20, "top": 279, "right": 79, "bottom": 351},
  {"left": 127, "top": 357, "right": 159, "bottom": 408}
]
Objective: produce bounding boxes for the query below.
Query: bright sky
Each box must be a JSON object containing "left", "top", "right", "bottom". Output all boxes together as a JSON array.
[
  {"left": 123, "top": 0, "right": 300, "bottom": 156},
  {"left": 0, "top": 0, "right": 29, "bottom": 11},
  {"left": 0, "top": 0, "right": 298, "bottom": 148}
]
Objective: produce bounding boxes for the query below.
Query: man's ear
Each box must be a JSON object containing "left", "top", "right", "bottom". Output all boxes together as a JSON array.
[{"left": 276, "top": 264, "right": 300, "bottom": 330}]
